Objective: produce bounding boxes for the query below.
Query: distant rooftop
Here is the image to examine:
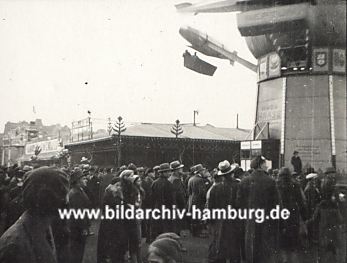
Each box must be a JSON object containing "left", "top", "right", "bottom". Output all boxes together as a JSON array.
[{"left": 67, "top": 123, "right": 251, "bottom": 146}]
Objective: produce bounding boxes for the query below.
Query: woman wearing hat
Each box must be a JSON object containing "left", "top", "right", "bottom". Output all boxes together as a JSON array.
[{"left": 97, "top": 177, "right": 128, "bottom": 263}]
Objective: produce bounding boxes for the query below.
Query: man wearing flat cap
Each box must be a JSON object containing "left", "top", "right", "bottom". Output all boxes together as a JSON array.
[
  {"left": 0, "top": 167, "right": 69, "bottom": 263},
  {"left": 151, "top": 163, "right": 175, "bottom": 239}
]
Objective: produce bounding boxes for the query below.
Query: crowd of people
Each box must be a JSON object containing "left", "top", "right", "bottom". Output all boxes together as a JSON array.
[{"left": 0, "top": 152, "right": 346, "bottom": 263}]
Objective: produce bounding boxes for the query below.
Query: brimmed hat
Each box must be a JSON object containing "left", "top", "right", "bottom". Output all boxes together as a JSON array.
[
  {"left": 217, "top": 160, "right": 233, "bottom": 176},
  {"left": 324, "top": 167, "right": 336, "bottom": 174},
  {"left": 170, "top": 160, "right": 184, "bottom": 171},
  {"left": 153, "top": 165, "right": 160, "bottom": 171},
  {"left": 158, "top": 163, "right": 172, "bottom": 173},
  {"left": 293, "top": 150, "right": 299, "bottom": 154},
  {"left": 193, "top": 164, "right": 205, "bottom": 174},
  {"left": 120, "top": 169, "right": 134, "bottom": 179},
  {"left": 306, "top": 173, "right": 318, "bottom": 180}
]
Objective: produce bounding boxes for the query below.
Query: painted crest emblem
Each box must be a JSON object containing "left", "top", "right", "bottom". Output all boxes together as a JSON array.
[{"left": 316, "top": 52, "right": 327, "bottom": 67}]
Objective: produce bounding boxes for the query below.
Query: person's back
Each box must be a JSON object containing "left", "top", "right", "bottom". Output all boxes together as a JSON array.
[{"left": 0, "top": 167, "right": 69, "bottom": 263}]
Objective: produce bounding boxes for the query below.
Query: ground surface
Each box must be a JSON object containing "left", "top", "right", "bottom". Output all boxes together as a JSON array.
[{"left": 82, "top": 221, "right": 345, "bottom": 263}]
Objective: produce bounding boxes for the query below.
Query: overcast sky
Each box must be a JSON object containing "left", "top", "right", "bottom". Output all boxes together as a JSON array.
[{"left": 0, "top": 0, "right": 257, "bottom": 132}]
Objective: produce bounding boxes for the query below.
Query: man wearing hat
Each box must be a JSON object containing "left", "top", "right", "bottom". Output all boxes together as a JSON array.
[
  {"left": 151, "top": 163, "right": 175, "bottom": 239},
  {"left": 0, "top": 167, "right": 69, "bottom": 263},
  {"left": 208, "top": 160, "right": 242, "bottom": 263},
  {"left": 169, "top": 161, "right": 187, "bottom": 235},
  {"left": 187, "top": 164, "right": 208, "bottom": 237},
  {"left": 68, "top": 169, "right": 91, "bottom": 263},
  {"left": 236, "top": 155, "right": 280, "bottom": 263}
]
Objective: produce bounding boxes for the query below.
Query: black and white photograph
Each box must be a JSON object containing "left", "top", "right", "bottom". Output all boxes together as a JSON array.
[{"left": 0, "top": 0, "right": 346, "bottom": 262}]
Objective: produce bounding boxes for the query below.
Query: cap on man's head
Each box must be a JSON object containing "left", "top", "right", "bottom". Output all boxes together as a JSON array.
[
  {"left": 293, "top": 150, "right": 299, "bottom": 154},
  {"left": 22, "top": 167, "right": 69, "bottom": 216},
  {"left": 153, "top": 165, "right": 160, "bottom": 171}
]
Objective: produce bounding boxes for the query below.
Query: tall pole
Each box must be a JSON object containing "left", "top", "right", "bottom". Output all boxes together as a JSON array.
[
  {"left": 193, "top": 110, "right": 199, "bottom": 126},
  {"left": 236, "top": 114, "right": 239, "bottom": 129}
]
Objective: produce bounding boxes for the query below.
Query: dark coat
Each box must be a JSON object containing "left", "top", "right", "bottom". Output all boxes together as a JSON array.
[
  {"left": 151, "top": 176, "right": 175, "bottom": 208},
  {"left": 68, "top": 186, "right": 91, "bottom": 236},
  {"left": 237, "top": 169, "right": 280, "bottom": 263},
  {"left": 168, "top": 175, "right": 186, "bottom": 210},
  {"left": 277, "top": 176, "right": 306, "bottom": 249},
  {"left": 291, "top": 156, "right": 302, "bottom": 174},
  {"left": 187, "top": 174, "right": 207, "bottom": 212},
  {"left": 97, "top": 190, "right": 127, "bottom": 263},
  {"left": 208, "top": 177, "right": 242, "bottom": 262},
  {"left": 307, "top": 200, "right": 345, "bottom": 263},
  {"left": 150, "top": 176, "right": 175, "bottom": 237},
  {"left": 0, "top": 211, "right": 57, "bottom": 263}
]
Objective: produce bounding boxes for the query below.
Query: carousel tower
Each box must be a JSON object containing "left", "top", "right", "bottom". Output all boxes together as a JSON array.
[{"left": 178, "top": 0, "right": 346, "bottom": 170}]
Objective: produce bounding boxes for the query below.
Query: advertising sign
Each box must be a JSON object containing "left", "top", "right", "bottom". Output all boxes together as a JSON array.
[
  {"left": 268, "top": 52, "right": 281, "bottom": 78},
  {"left": 25, "top": 139, "right": 61, "bottom": 155}
]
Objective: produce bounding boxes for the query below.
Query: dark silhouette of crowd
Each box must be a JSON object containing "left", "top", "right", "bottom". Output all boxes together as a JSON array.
[{"left": 0, "top": 152, "right": 346, "bottom": 263}]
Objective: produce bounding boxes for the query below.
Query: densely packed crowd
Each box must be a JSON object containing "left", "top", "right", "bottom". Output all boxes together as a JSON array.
[{"left": 0, "top": 153, "right": 346, "bottom": 263}]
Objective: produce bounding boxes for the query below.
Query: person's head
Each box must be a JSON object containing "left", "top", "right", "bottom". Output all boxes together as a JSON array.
[
  {"left": 293, "top": 150, "right": 299, "bottom": 157},
  {"left": 250, "top": 155, "right": 267, "bottom": 171},
  {"left": 137, "top": 167, "right": 145, "bottom": 177},
  {"left": 71, "top": 169, "right": 88, "bottom": 188},
  {"left": 170, "top": 161, "right": 184, "bottom": 176},
  {"left": 158, "top": 163, "right": 172, "bottom": 178},
  {"left": 148, "top": 238, "right": 181, "bottom": 263},
  {"left": 127, "top": 163, "right": 138, "bottom": 174},
  {"left": 22, "top": 167, "right": 69, "bottom": 217},
  {"left": 217, "top": 160, "right": 233, "bottom": 179},
  {"left": 107, "top": 177, "right": 123, "bottom": 198},
  {"left": 192, "top": 164, "right": 206, "bottom": 177}
]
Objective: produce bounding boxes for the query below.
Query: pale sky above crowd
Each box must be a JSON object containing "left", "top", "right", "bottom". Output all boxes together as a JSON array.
[{"left": 0, "top": 0, "right": 257, "bottom": 132}]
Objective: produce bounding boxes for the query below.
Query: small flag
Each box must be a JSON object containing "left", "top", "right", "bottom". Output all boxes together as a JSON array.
[{"left": 33, "top": 106, "right": 36, "bottom": 114}]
